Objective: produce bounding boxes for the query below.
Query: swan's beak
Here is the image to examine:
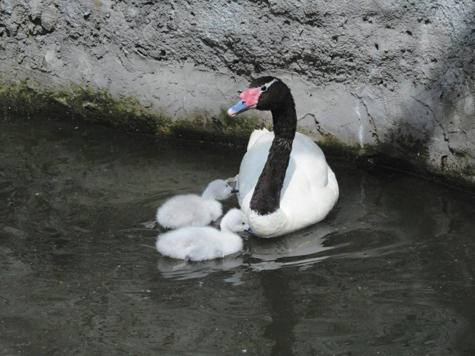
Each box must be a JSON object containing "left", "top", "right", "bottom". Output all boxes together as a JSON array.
[
  {"left": 228, "top": 87, "right": 260, "bottom": 116},
  {"left": 231, "top": 188, "right": 239, "bottom": 194},
  {"left": 228, "top": 99, "right": 251, "bottom": 117},
  {"left": 245, "top": 228, "right": 254, "bottom": 234}
]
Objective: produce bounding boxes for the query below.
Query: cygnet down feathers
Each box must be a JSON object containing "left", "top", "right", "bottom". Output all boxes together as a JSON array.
[
  {"left": 156, "top": 208, "right": 253, "bottom": 261},
  {"left": 156, "top": 179, "right": 237, "bottom": 229}
]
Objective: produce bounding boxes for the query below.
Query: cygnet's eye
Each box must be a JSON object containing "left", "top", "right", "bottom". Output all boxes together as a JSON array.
[{"left": 242, "top": 222, "right": 245, "bottom": 225}]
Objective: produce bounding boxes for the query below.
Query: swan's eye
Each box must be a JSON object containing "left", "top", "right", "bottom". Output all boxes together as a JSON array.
[
  {"left": 261, "top": 86, "right": 267, "bottom": 91},
  {"left": 242, "top": 222, "right": 245, "bottom": 225}
]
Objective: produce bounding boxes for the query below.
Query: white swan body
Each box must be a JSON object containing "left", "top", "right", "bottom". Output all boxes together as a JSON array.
[
  {"left": 239, "top": 130, "right": 339, "bottom": 237},
  {"left": 156, "top": 179, "right": 236, "bottom": 229},
  {"left": 156, "top": 209, "right": 252, "bottom": 261},
  {"left": 228, "top": 77, "right": 339, "bottom": 238}
]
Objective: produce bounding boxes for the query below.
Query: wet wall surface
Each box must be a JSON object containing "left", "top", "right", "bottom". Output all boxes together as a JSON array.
[
  {"left": 1, "top": 115, "right": 475, "bottom": 356},
  {"left": 1, "top": 1, "right": 475, "bottom": 185}
]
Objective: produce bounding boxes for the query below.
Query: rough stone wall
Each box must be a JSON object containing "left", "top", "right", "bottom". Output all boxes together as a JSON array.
[{"left": 0, "top": 0, "right": 474, "bottom": 185}]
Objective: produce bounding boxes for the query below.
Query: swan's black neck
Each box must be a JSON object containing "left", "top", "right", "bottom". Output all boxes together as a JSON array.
[{"left": 250, "top": 94, "right": 296, "bottom": 215}]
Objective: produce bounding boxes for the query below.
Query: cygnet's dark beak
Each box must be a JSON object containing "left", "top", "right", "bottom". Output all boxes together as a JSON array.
[
  {"left": 231, "top": 188, "right": 239, "bottom": 194},
  {"left": 245, "top": 228, "right": 254, "bottom": 234}
]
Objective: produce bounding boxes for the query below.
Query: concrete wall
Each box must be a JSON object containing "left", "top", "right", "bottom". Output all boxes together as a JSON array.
[{"left": 1, "top": 0, "right": 474, "bottom": 185}]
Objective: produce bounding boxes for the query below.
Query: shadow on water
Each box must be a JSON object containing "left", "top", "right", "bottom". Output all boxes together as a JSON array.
[{"left": 1, "top": 114, "right": 475, "bottom": 355}]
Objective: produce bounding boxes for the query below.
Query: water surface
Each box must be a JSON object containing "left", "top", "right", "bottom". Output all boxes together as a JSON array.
[{"left": 1, "top": 115, "right": 475, "bottom": 356}]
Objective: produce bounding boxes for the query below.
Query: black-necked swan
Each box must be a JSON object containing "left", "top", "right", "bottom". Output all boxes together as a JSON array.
[
  {"left": 228, "top": 76, "right": 339, "bottom": 238},
  {"left": 156, "top": 179, "right": 238, "bottom": 229},
  {"left": 156, "top": 208, "right": 253, "bottom": 261}
]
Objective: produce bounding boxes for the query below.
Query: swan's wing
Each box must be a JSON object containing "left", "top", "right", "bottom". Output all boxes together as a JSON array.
[
  {"left": 285, "top": 133, "right": 329, "bottom": 191},
  {"left": 239, "top": 132, "right": 328, "bottom": 207},
  {"left": 238, "top": 131, "right": 338, "bottom": 230},
  {"left": 280, "top": 133, "right": 338, "bottom": 223},
  {"left": 238, "top": 131, "right": 274, "bottom": 207},
  {"left": 247, "top": 128, "right": 270, "bottom": 150}
]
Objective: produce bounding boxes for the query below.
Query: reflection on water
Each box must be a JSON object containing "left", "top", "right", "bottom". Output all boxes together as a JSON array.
[{"left": 1, "top": 114, "right": 475, "bottom": 356}]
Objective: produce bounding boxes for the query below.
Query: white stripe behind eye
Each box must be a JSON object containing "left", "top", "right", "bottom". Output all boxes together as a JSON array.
[{"left": 260, "top": 78, "right": 279, "bottom": 93}]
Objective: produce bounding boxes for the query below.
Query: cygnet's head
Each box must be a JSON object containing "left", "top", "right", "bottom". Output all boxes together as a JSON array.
[
  {"left": 220, "top": 209, "right": 253, "bottom": 234},
  {"left": 202, "top": 179, "right": 238, "bottom": 200}
]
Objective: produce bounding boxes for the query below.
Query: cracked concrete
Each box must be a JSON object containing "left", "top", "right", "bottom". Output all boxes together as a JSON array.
[{"left": 0, "top": 0, "right": 474, "bottom": 186}]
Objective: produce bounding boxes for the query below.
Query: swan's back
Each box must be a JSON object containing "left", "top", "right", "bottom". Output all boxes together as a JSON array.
[{"left": 239, "top": 130, "right": 339, "bottom": 236}]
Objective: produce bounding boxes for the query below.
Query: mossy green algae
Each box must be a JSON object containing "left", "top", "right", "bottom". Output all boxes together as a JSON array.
[
  {"left": 0, "top": 82, "right": 262, "bottom": 145},
  {"left": 1, "top": 81, "right": 475, "bottom": 188}
]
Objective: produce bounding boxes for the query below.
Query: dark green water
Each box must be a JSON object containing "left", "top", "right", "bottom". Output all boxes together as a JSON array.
[{"left": 1, "top": 115, "right": 475, "bottom": 356}]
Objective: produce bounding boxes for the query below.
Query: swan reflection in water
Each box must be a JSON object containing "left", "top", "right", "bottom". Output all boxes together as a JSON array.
[{"left": 156, "top": 224, "right": 344, "bottom": 282}]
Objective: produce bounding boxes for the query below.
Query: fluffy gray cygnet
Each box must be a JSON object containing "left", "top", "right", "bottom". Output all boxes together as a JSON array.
[
  {"left": 156, "top": 209, "right": 253, "bottom": 261},
  {"left": 156, "top": 179, "right": 237, "bottom": 229}
]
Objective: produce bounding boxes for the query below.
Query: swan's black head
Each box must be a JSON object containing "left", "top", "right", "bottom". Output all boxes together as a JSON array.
[{"left": 228, "top": 77, "right": 291, "bottom": 116}]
